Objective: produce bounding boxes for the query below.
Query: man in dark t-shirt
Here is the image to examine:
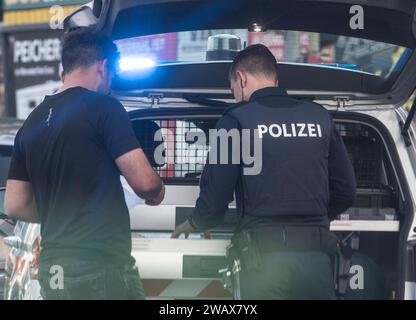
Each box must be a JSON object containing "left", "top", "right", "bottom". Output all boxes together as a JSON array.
[{"left": 5, "top": 28, "right": 165, "bottom": 300}]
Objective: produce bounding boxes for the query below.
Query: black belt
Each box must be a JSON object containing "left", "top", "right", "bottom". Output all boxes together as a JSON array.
[{"left": 233, "top": 225, "right": 339, "bottom": 257}]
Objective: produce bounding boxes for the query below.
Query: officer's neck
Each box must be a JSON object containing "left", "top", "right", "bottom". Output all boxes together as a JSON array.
[
  {"left": 244, "top": 80, "right": 278, "bottom": 101},
  {"left": 243, "top": 74, "right": 279, "bottom": 101}
]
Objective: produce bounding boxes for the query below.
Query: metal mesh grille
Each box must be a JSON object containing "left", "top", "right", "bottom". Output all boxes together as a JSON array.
[
  {"left": 133, "top": 119, "right": 383, "bottom": 186},
  {"left": 335, "top": 122, "right": 382, "bottom": 188},
  {"left": 161, "top": 119, "right": 208, "bottom": 179},
  {"left": 133, "top": 119, "right": 213, "bottom": 180}
]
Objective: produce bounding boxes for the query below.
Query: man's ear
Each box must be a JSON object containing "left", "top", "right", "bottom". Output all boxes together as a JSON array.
[
  {"left": 236, "top": 70, "right": 247, "bottom": 88},
  {"left": 97, "top": 60, "right": 109, "bottom": 79}
]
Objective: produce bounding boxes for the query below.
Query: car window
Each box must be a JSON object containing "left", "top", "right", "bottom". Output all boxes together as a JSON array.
[{"left": 115, "top": 29, "right": 411, "bottom": 79}]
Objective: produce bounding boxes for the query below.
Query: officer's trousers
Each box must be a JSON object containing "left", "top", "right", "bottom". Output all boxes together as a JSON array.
[{"left": 236, "top": 250, "right": 337, "bottom": 300}]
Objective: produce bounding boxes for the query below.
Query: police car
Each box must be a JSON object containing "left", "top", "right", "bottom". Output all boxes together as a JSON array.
[
  {"left": 0, "top": 119, "right": 24, "bottom": 300},
  {"left": 3, "top": 0, "right": 416, "bottom": 300}
]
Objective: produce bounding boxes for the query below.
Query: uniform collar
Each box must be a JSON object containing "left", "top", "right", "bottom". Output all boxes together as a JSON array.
[{"left": 249, "top": 87, "right": 288, "bottom": 102}]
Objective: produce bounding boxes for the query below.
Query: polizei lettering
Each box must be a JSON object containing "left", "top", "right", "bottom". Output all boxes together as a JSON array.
[{"left": 258, "top": 123, "right": 322, "bottom": 139}]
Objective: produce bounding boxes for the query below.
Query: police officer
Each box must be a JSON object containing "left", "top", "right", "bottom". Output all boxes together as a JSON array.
[{"left": 172, "top": 44, "right": 356, "bottom": 300}]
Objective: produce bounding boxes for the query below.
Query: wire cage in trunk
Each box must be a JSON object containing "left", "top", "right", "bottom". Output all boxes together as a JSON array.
[{"left": 132, "top": 118, "right": 386, "bottom": 189}]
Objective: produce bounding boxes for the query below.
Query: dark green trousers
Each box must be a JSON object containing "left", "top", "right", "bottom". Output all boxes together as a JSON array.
[
  {"left": 237, "top": 251, "right": 337, "bottom": 300},
  {"left": 38, "top": 258, "right": 145, "bottom": 300}
]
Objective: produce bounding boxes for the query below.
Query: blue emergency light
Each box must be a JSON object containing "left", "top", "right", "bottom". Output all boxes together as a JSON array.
[{"left": 119, "top": 56, "right": 157, "bottom": 72}]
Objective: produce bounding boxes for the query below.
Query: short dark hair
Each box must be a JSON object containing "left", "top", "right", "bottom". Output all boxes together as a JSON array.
[
  {"left": 229, "top": 44, "right": 278, "bottom": 81},
  {"left": 61, "top": 27, "right": 119, "bottom": 74}
]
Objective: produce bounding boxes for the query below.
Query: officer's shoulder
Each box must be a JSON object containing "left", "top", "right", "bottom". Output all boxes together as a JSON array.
[
  {"left": 297, "top": 99, "right": 332, "bottom": 117},
  {"left": 299, "top": 99, "right": 328, "bottom": 112},
  {"left": 223, "top": 101, "right": 252, "bottom": 116}
]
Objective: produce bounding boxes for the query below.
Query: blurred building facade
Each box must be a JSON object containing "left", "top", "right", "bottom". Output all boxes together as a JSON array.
[{"left": 0, "top": 0, "right": 88, "bottom": 119}]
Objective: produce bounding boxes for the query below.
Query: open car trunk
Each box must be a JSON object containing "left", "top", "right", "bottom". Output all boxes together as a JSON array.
[
  {"left": 61, "top": 0, "right": 416, "bottom": 300},
  {"left": 122, "top": 106, "right": 412, "bottom": 299}
]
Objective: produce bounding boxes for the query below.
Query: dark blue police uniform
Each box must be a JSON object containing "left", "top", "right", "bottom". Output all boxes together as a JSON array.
[{"left": 190, "top": 87, "right": 356, "bottom": 299}]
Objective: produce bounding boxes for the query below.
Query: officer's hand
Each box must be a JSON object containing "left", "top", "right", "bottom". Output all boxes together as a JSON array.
[
  {"left": 202, "top": 231, "right": 211, "bottom": 239},
  {"left": 145, "top": 185, "right": 165, "bottom": 206},
  {"left": 171, "top": 220, "right": 196, "bottom": 239}
]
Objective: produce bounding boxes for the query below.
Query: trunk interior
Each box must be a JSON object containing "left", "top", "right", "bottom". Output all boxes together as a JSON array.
[{"left": 128, "top": 108, "right": 407, "bottom": 299}]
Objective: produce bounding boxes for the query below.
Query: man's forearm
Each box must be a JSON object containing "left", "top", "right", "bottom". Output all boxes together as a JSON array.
[
  {"left": 131, "top": 175, "right": 164, "bottom": 201},
  {"left": 144, "top": 180, "right": 164, "bottom": 201}
]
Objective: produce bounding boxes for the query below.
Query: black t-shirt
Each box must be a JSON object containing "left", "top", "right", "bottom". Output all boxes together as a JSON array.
[{"left": 8, "top": 87, "right": 140, "bottom": 265}]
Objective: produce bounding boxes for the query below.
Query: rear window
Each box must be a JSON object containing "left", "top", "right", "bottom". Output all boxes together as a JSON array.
[{"left": 116, "top": 29, "right": 411, "bottom": 79}]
